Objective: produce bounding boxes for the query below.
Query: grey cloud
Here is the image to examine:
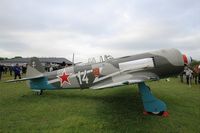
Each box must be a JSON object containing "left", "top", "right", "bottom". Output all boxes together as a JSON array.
[
  {"left": 0, "top": 40, "right": 29, "bottom": 52},
  {"left": 0, "top": 0, "right": 199, "bottom": 60},
  {"left": 0, "top": 0, "right": 119, "bottom": 35},
  {"left": 0, "top": 33, "right": 30, "bottom": 52}
]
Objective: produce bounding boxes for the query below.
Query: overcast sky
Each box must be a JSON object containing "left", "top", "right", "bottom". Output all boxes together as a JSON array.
[{"left": 0, "top": 0, "right": 199, "bottom": 62}]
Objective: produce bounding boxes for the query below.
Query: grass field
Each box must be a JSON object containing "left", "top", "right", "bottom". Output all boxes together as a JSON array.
[{"left": 0, "top": 74, "right": 200, "bottom": 133}]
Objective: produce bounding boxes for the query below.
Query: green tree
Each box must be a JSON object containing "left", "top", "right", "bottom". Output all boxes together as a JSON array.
[{"left": 13, "top": 56, "right": 22, "bottom": 59}]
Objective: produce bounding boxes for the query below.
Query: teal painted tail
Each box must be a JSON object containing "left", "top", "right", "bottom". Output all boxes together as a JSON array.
[{"left": 27, "top": 57, "right": 54, "bottom": 90}]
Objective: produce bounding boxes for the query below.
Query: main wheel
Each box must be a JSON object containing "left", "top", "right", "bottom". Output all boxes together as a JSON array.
[
  {"left": 39, "top": 90, "right": 43, "bottom": 95},
  {"left": 150, "top": 111, "right": 165, "bottom": 116}
]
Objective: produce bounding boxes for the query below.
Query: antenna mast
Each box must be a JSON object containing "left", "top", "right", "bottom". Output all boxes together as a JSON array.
[{"left": 72, "top": 53, "right": 75, "bottom": 66}]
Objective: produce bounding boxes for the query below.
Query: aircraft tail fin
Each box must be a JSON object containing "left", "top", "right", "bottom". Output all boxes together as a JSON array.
[
  {"left": 28, "top": 57, "right": 45, "bottom": 73},
  {"left": 26, "top": 57, "right": 45, "bottom": 77}
]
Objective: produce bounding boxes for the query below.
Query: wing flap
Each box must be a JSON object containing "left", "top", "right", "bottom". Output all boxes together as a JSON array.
[{"left": 90, "top": 79, "right": 144, "bottom": 89}]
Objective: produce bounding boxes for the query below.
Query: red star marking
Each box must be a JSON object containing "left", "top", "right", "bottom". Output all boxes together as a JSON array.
[
  {"left": 58, "top": 71, "right": 71, "bottom": 86},
  {"left": 92, "top": 68, "right": 100, "bottom": 77}
]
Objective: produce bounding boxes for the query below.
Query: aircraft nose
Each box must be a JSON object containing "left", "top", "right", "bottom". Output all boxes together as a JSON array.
[{"left": 182, "top": 54, "right": 192, "bottom": 65}]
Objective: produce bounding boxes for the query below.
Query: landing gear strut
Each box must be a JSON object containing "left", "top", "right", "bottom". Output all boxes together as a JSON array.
[
  {"left": 138, "top": 82, "right": 169, "bottom": 117},
  {"left": 34, "top": 90, "right": 43, "bottom": 95}
]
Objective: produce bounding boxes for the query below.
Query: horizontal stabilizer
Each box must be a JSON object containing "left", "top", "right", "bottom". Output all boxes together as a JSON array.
[{"left": 5, "top": 75, "right": 44, "bottom": 83}]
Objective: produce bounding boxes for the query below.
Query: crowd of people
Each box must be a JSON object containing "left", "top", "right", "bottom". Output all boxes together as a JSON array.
[
  {"left": 0, "top": 64, "right": 27, "bottom": 81},
  {"left": 180, "top": 64, "right": 200, "bottom": 86}
]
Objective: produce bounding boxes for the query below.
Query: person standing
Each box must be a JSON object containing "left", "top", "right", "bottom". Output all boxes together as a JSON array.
[
  {"left": 13, "top": 63, "right": 21, "bottom": 79},
  {"left": 4, "top": 66, "right": 8, "bottom": 74},
  {"left": 49, "top": 65, "right": 53, "bottom": 72},
  {"left": 193, "top": 65, "right": 200, "bottom": 84},
  {"left": 22, "top": 64, "right": 27, "bottom": 75},
  {"left": 184, "top": 66, "right": 193, "bottom": 86},
  {"left": 9, "top": 65, "right": 13, "bottom": 76},
  {"left": 0, "top": 64, "right": 4, "bottom": 80},
  {"left": 198, "top": 65, "right": 200, "bottom": 84}
]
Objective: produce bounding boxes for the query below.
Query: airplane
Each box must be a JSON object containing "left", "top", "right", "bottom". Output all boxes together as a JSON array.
[{"left": 6, "top": 48, "right": 192, "bottom": 116}]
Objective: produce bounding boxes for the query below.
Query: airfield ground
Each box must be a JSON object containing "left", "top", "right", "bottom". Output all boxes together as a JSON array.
[{"left": 0, "top": 74, "right": 200, "bottom": 133}]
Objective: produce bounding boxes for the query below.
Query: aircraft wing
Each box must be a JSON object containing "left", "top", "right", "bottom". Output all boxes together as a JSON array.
[{"left": 90, "top": 69, "right": 159, "bottom": 89}]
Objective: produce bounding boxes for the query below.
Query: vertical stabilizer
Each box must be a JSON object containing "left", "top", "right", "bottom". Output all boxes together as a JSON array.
[
  {"left": 26, "top": 57, "right": 45, "bottom": 77},
  {"left": 26, "top": 57, "right": 54, "bottom": 90}
]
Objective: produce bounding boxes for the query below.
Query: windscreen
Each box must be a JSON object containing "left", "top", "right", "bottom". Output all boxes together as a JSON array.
[{"left": 119, "top": 58, "right": 155, "bottom": 71}]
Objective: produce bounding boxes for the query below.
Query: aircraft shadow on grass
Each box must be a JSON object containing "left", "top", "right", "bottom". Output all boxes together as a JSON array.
[{"left": 18, "top": 87, "right": 143, "bottom": 120}]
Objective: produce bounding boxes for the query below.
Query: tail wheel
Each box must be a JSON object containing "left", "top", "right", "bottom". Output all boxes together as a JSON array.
[
  {"left": 39, "top": 90, "right": 43, "bottom": 95},
  {"left": 35, "top": 90, "right": 43, "bottom": 95}
]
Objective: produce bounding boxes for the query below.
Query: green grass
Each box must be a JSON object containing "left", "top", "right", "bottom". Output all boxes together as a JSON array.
[{"left": 0, "top": 74, "right": 200, "bottom": 133}]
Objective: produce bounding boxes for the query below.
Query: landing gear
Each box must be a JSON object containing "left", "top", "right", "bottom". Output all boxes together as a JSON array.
[
  {"left": 37, "top": 90, "right": 43, "bottom": 95},
  {"left": 143, "top": 111, "right": 169, "bottom": 117},
  {"left": 138, "top": 82, "right": 169, "bottom": 117},
  {"left": 33, "top": 90, "right": 44, "bottom": 95}
]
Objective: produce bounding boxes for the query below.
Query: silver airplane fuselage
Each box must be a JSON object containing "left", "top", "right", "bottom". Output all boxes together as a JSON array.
[{"left": 28, "top": 48, "right": 186, "bottom": 90}]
